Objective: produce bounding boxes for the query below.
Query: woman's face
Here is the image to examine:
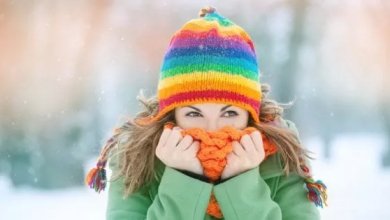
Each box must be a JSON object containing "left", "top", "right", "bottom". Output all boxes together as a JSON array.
[{"left": 174, "top": 103, "right": 249, "bottom": 131}]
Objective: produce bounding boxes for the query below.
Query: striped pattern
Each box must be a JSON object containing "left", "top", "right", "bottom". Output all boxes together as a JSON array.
[{"left": 136, "top": 7, "right": 262, "bottom": 126}]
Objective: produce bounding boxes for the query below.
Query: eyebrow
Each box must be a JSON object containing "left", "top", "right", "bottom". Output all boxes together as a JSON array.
[{"left": 185, "top": 105, "right": 232, "bottom": 112}]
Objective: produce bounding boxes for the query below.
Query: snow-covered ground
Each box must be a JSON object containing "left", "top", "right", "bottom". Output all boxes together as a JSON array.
[
  {"left": 1, "top": 134, "right": 389, "bottom": 220},
  {"left": 311, "top": 134, "right": 390, "bottom": 220}
]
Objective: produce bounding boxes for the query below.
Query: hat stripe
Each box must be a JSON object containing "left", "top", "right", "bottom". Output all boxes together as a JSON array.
[
  {"left": 204, "top": 15, "right": 234, "bottom": 26},
  {"left": 161, "top": 55, "right": 258, "bottom": 75},
  {"left": 181, "top": 19, "right": 254, "bottom": 50},
  {"left": 159, "top": 90, "right": 260, "bottom": 114},
  {"left": 161, "top": 63, "right": 258, "bottom": 81},
  {"left": 164, "top": 46, "right": 257, "bottom": 64},
  {"left": 158, "top": 71, "right": 260, "bottom": 91},
  {"left": 159, "top": 80, "right": 261, "bottom": 100},
  {"left": 169, "top": 29, "right": 256, "bottom": 55}
]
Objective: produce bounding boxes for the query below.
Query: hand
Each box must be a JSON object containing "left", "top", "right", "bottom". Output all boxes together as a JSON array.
[
  {"left": 220, "top": 131, "right": 265, "bottom": 180},
  {"left": 155, "top": 126, "right": 203, "bottom": 175}
]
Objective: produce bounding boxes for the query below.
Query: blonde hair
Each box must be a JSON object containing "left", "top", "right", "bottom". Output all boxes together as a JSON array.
[{"left": 107, "top": 83, "right": 311, "bottom": 197}]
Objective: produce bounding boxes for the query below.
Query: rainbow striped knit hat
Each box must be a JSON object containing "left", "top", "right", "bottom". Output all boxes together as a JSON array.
[{"left": 136, "top": 6, "right": 262, "bottom": 126}]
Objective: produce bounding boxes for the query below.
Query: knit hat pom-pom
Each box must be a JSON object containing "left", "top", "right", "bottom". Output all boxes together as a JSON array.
[{"left": 199, "top": 6, "right": 216, "bottom": 17}]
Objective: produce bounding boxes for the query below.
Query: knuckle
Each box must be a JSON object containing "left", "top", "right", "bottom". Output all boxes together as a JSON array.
[
  {"left": 252, "top": 131, "right": 261, "bottom": 136},
  {"left": 172, "top": 130, "right": 182, "bottom": 138},
  {"left": 183, "top": 135, "right": 193, "bottom": 142},
  {"left": 251, "top": 132, "right": 259, "bottom": 140},
  {"left": 162, "top": 128, "right": 172, "bottom": 136},
  {"left": 240, "top": 137, "right": 247, "bottom": 144}
]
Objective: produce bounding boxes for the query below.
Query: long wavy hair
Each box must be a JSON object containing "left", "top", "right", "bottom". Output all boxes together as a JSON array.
[{"left": 106, "top": 83, "right": 311, "bottom": 197}]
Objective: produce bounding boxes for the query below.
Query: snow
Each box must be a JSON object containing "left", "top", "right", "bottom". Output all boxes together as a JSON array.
[
  {"left": 0, "top": 184, "right": 107, "bottom": 220},
  {"left": 309, "top": 134, "right": 390, "bottom": 220},
  {"left": 1, "top": 133, "right": 390, "bottom": 220}
]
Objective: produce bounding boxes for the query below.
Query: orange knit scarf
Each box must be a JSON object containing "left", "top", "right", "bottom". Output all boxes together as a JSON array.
[{"left": 164, "top": 122, "right": 278, "bottom": 219}]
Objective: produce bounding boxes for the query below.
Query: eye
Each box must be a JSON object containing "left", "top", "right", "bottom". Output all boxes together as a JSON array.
[
  {"left": 185, "top": 112, "right": 202, "bottom": 117},
  {"left": 222, "top": 110, "right": 238, "bottom": 117}
]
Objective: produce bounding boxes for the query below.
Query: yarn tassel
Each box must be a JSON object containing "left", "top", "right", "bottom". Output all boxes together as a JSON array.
[
  {"left": 85, "top": 161, "right": 107, "bottom": 193},
  {"left": 85, "top": 135, "right": 119, "bottom": 193},
  {"left": 304, "top": 177, "right": 328, "bottom": 208}
]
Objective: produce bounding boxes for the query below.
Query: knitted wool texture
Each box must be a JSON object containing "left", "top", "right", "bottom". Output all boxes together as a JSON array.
[
  {"left": 164, "top": 122, "right": 278, "bottom": 219},
  {"left": 135, "top": 6, "right": 262, "bottom": 126}
]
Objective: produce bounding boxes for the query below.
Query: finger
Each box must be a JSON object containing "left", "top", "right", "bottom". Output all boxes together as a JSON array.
[
  {"left": 157, "top": 128, "right": 172, "bottom": 148},
  {"left": 165, "top": 128, "right": 182, "bottom": 149},
  {"left": 232, "top": 141, "right": 245, "bottom": 156},
  {"left": 186, "top": 141, "right": 200, "bottom": 154},
  {"left": 226, "top": 151, "right": 238, "bottom": 165},
  {"left": 172, "top": 126, "right": 184, "bottom": 142},
  {"left": 250, "top": 131, "right": 264, "bottom": 153},
  {"left": 156, "top": 129, "right": 170, "bottom": 157},
  {"left": 240, "top": 134, "right": 256, "bottom": 153},
  {"left": 176, "top": 135, "right": 193, "bottom": 151}
]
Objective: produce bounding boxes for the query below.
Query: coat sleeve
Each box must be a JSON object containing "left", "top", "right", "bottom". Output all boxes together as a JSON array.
[
  {"left": 211, "top": 118, "right": 320, "bottom": 220},
  {"left": 275, "top": 119, "right": 321, "bottom": 219},
  {"left": 212, "top": 166, "right": 283, "bottom": 219},
  {"left": 273, "top": 172, "right": 320, "bottom": 219},
  {"left": 106, "top": 157, "right": 214, "bottom": 220}
]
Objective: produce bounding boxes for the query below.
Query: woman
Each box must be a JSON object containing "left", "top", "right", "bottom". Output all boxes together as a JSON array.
[{"left": 86, "top": 6, "right": 327, "bottom": 220}]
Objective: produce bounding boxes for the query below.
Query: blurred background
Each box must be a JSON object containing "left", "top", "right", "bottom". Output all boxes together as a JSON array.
[{"left": 0, "top": 0, "right": 389, "bottom": 219}]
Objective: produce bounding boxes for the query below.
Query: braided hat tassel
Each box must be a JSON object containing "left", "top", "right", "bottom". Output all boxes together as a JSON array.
[
  {"left": 85, "top": 131, "right": 120, "bottom": 193},
  {"left": 301, "top": 164, "right": 328, "bottom": 207},
  {"left": 85, "top": 161, "right": 107, "bottom": 193}
]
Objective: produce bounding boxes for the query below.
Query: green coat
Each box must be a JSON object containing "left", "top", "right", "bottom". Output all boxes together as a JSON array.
[{"left": 106, "top": 120, "right": 321, "bottom": 220}]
